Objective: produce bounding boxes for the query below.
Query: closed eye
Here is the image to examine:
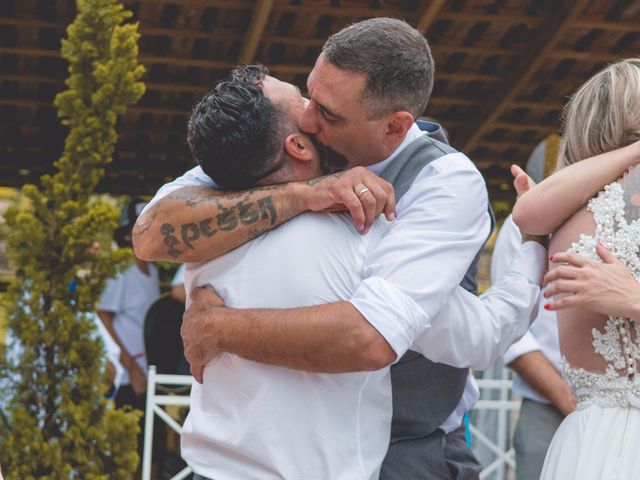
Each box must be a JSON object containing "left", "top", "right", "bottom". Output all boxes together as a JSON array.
[{"left": 319, "top": 104, "right": 340, "bottom": 122}]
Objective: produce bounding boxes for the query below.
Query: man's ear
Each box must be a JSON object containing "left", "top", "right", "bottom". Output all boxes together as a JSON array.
[
  {"left": 384, "top": 111, "right": 414, "bottom": 145},
  {"left": 284, "top": 132, "right": 314, "bottom": 162}
]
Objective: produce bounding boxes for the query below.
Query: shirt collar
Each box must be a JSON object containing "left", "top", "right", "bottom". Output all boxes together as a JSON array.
[{"left": 367, "top": 123, "right": 425, "bottom": 175}]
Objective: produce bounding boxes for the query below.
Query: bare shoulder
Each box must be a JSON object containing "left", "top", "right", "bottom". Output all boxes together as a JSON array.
[{"left": 549, "top": 205, "right": 596, "bottom": 258}]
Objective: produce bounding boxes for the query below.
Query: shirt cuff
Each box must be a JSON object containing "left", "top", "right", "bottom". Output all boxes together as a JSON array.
[
  {"left": 349, "top": 276, "right": 430, "bottom": 358},
  {"left": 503, "top": 331, "right": 541, "bottom": 365},
  {"left": 510, "top": 240, "right": 547, "bottom": 284}
]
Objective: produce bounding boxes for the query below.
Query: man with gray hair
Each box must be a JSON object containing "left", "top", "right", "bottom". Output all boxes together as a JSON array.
[{"left": 135, "top": 18, "right": 500, "bottom": 479}]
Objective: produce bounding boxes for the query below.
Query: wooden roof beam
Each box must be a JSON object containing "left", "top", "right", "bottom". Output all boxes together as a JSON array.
[
  {"left": 456, "top": 0, "right": 589, "bottom": 152},
  {"left": 415, "top": 1, "right": 446, "bottom": 35},
  {"left": 238, "top": 0, "right": 274, "bottom": 64}
]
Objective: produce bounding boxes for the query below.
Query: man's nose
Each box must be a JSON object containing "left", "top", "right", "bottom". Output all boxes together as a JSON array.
[{"left": 299, "top": 101, "right": 319, "bottom": 134}]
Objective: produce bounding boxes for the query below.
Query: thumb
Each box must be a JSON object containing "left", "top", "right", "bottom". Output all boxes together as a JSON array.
[
  {"left": 596, "top": 242, "right": 619, "bottom": 264},
  {"left": 510, "top": 164, "right": 525, "bottom": 179}
]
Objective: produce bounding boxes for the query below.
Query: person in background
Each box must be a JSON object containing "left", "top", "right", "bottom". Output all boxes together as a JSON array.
[
  {"left": 97, "top": 199, "right": 160, "bottom": 456},
  {"left": 491, "top": 137, "right": 576, "bottom": 480}
]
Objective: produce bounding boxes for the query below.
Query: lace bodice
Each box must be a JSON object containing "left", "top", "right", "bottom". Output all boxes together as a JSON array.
[{"left": 561, "top": 173, "right": 640, "bottom": 409}]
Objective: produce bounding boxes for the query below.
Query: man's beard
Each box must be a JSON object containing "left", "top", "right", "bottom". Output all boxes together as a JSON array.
[{"left": 309, "top": 134, "right": 349, "bottom": 175}]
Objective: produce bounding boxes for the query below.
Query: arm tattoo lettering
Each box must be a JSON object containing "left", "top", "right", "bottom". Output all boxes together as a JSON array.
[
  {"left": 181, "top": 223, "right": 201, "bottom": 249},
  {"left": 217, "top": 208, "right": 239, "bottom": 231},
  {"left": 160, "top": 191, "right": 282, "bottom": 257},
  {"left": 199, "top": 218, "right": 217, "bottom": 237},
  {"left": 258, "top": 197, "right": 277, "bottom": 225},
  {"left": 238, "top": 200, "right": 259, "bottom": 224},
  {"left": 160, "top": 224, "right": 182, "bottom": 258}
]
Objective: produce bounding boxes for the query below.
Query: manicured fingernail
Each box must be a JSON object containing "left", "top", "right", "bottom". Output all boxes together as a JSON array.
[
  {"left": 543, "top": 291, "right": 549, "bottom": 298},
  {"left": 390, "top": 212, "right": 396, "bottom": 220},
  {"left": 544, "top": 303, "right": 552, "bottom": 310},
  {"left": 549, "top": 255, "right": 554, "bottom": 262}
]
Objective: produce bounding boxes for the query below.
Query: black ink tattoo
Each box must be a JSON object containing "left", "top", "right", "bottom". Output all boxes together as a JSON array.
[
  {"left": 160, "top": 223, "right": 182, "bottom": 258},
  {"left": 181, "top": 223, "right": 200, "bottom": 249},
  {"left": 238, "top": 201, "right": 259, "bottom": 224},
  {"left": 258, "top": 197, "right": 277, "bottom": 225},
  {"left": 199, "top": 217, "right": 217, "bottom": 237},
  {"left": 217, "top": 208, "right": 238, "bottom": 231}
]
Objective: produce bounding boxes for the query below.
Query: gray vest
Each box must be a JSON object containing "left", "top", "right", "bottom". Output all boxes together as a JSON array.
[{"left": 379, "top": 123, "right": 492, "bottom": 443}]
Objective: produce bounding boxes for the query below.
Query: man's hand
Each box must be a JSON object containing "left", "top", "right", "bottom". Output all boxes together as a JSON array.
[
  {"left": 303, "top": 166, "right": 395, "bottom": 234},
  {"left": 182, "top": 286, "right": 226, "bottom": 383},
  {"left": 544, "top": 243, "right": 640, "bottom": 318}
]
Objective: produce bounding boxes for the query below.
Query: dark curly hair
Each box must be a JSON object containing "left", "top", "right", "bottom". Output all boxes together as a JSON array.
[{"left": 187, "top": 65, "right": 293, "bottom": 190}]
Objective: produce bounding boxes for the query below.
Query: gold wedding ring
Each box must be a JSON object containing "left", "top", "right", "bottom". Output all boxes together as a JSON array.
[{"left": 356, "top": 187, "right": 370, "bottom": 197}]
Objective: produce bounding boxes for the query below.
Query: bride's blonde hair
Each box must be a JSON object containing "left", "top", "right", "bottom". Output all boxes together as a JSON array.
[{"left": 557, "top": 58, "right": 640, "bottom": 170}]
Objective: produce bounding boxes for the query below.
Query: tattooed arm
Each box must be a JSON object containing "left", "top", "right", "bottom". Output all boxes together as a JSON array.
[{"left": 133, "top": 167, "right": 395, "bottom": 262}]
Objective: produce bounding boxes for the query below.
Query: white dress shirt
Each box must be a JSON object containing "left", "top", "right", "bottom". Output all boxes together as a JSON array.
[
  {"left": 182, "top": 213, "right": 392, "bottom": 480},
  {"left": 493, "top": 215, "right": 561, "bottom": 404},
  {"left": 145, "top": 123, "right": 492, "bottom": 433},
  {"left": 180, "top": 210, "right": 544, "bottom": 479}
]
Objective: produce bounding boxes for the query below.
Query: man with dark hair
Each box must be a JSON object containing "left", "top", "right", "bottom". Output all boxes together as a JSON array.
[{"left": 134, "top": 18, "right": 512, "bottom": 479}]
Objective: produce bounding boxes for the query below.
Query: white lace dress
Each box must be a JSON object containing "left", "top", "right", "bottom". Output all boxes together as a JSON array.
[{"left": 541, "top": 172, "right": 640, "bottom": 480}]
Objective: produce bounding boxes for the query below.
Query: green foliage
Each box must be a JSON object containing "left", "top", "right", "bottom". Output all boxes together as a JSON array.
[{"left": 0, "top": 0, "right": 145, "bottom": 477}]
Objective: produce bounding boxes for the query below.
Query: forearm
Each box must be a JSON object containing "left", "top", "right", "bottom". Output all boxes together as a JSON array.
[
  {"left": 508, "top": 351, "right": 575, "bottom": 415},
  {"left": 133, "top": 183, "right": 308, "bottom": 262},
  {"left": 97, "top": 311, "right": 133, "bottom": 366},
  {"left": 210, "top": 302, "right": 396, "bottom": 373},
  {"left": 513, "top": 141, "right": 640, "bottom": 235}
]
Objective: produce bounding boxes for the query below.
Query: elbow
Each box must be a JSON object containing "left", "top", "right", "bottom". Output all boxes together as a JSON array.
[
  {"left": 132, "top": 232, "right": 161, "bottom": 261},
  {"left": 358, "top": 333, "right": 397, "bottom": 371},
  {"left": 512, "top": 197, "right": 552, "bottom": 236}
]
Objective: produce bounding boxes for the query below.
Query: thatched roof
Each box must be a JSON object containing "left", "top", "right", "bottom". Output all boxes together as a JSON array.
[{"left": 2, "top": 0, "right": 640, "bottom": 202}]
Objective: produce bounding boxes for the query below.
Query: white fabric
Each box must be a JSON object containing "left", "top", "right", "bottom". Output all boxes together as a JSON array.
[
  {"left": 171, "top": 263, "right": 185, "bottom": 287},
  {"left": 98, "top": 263, "right": 159, "bottom": 384},
  {"left": 181, "top": 208, "right": 544, "bottom": 478},
  {"left": 493, "top": 215, "right": 562, "bottom": 404},
  {"left": 92, "top": 313, "right": 125, "bottom": 392},
  {"left": 182, "top": 213, "right": 392, "bottom": 480},
  {"left": 146, "top": 124, "right": 491, "bottom": 433},
  {"left": 415, "top": 240, "right": 546, "bottom": 370},
  {"left": 540, "top": 404, "right": 640, "bottom": 480},
  {"left": 349, "top": 126, "right": 492, "bottom": 358}
]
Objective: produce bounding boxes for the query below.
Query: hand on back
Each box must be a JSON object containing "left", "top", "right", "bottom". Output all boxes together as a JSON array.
[{"left": 303, "top": 166, "right": 396, "bottom": 234}]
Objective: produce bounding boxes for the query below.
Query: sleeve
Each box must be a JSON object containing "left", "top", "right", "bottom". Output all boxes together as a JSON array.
[
  {"left": 411, "top": 240, "right": 547, "bottom": 370},
  {"left": 141, "top": 166, "right": 218, "bottom": 215},
  {"left": 350, "top": 154, "right": 492, "bottom": 357},
  {"left": 98, "top": 275, "right": 125, "bottom": 314},
  {"left": 502, "top": 330, "right": 542, "bottom": 366},
  {"left": 490, "top": 215, "right": 523, "bottom": 282}
]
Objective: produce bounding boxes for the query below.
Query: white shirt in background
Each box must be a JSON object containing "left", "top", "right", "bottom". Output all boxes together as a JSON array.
[
  {"left": 493, "top": 215, "right": 561, "bottom": 404},
  {"left": 98, "top": 263, "right": 160, "bottom": 385}
]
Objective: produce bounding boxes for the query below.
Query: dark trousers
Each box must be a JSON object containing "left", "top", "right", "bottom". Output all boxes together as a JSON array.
[{"left": 380, "top": 425, "right": 482, "bottom": 480}]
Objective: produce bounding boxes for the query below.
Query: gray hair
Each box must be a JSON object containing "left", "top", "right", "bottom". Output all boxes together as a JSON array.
[
  {"left": 322, "top": 17, "right": 434, "bottom": 120},
  {"left": 557, "top": 58, "right": 640, "bottom": 169}
]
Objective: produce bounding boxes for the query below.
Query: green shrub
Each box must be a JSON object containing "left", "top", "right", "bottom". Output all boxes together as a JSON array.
[{"left": 0, "top": 0, "right": 145, "bottom": 477}]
